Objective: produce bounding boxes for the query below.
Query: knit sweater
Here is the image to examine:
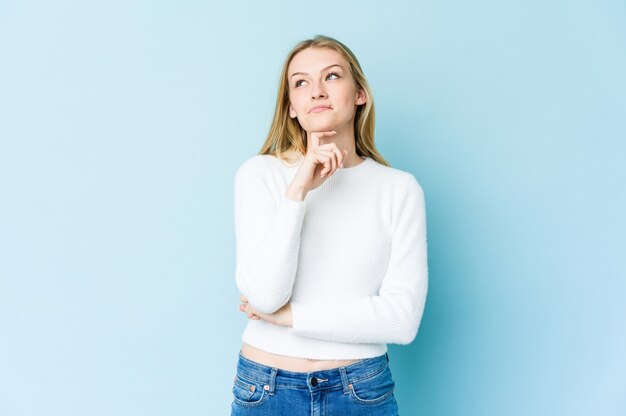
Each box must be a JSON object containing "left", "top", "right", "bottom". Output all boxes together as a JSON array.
[{"left": 233, "top": 153, "right": 428, "bottom": 360}]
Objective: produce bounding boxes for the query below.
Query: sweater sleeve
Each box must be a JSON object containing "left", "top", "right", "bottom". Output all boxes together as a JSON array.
[
  {"left": 290, "top": 173, "right": 428, "bottom": 345},
  {"left": 234, "top": 157, "right": 306, "bottom": 314}
]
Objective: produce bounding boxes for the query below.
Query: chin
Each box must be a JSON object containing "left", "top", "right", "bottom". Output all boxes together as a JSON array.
[{"left": 303, "top": 120, "right": 336, "bottom": 133}]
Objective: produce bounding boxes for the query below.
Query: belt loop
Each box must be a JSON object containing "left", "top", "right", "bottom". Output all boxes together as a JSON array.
[
  {"left": 385, "top": 353, "right": 389, "bottom": 362},
  {"left": 268, "top": 368, "right": 278, "bottom": 394},
  {"left": 338, "top": 367, "right": 350, "bottom": 394}
]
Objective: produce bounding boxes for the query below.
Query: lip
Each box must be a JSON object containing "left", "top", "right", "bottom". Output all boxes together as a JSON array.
[{"left": 308, "top": 105, "right": 332, "bottom": 113}]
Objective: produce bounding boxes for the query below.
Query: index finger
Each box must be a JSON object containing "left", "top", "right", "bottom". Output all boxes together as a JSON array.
[{"left": 311, "top": 130, "right": 337, "bottom": 147}]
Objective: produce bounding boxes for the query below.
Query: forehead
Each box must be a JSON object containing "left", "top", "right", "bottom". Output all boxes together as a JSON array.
[{"left": 288, "top": 47, "right": 348, "bottom": 74}]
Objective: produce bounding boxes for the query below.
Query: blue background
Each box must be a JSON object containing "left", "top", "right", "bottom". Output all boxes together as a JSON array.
[{"left": 1, "top": 1, "right": 624, "bottom": 415}]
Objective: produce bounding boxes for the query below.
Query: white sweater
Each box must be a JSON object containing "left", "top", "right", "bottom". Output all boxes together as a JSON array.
[{"left": 233, "top": 153, "right": 428, "bottom": 360}]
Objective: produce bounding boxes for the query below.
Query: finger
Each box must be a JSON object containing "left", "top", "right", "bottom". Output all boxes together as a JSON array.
[
  {"left": 326, "top": 144, "right": 344, "bottom": 173},
  {"left": 247, "top": 311, "right": 260, "bottom": 320},
  {"left": 320, "top": 143, "right": 347, "bottom": 170},
  {"left": 244, "top": 303, "right": 261, "bottom": 318},
  {"left": 333, "top": 146, "right": 344, "bottom": 170},
  {"left": 311, "top": 130, "right": 336, "bottom": 148},
  {"left": 314, "top": 149, "right": 337, "bottom": 176},
  {"left": 313, "top": 151, "right": 332, "bottom": 177},
  {"left": 313, "top": 151, "right": 331, "bottom": 177},
  {"left": 240, "top": 295, "right": 247, "bottom": 303},
  {"left": 340, "top": 148, "right": 348, "bottom": 168}
]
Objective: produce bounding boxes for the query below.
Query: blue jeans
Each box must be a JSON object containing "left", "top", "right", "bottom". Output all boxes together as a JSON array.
[{"left": 230, "top": 351, "right": 399, "bottom": 415}]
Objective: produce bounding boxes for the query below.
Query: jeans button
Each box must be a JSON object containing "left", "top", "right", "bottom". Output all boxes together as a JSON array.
[{"left": 310, "top": 376, "right": 318, "bottom": 387}]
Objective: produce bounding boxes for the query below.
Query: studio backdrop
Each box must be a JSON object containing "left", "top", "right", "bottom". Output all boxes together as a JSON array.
[{"left": 0, "top": 1, "right": 624, "bottom": 415}]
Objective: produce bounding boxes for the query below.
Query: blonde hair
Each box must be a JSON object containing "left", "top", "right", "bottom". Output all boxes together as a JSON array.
[{"left": 258, "top": 35, "right": 390, "bottom": 167}]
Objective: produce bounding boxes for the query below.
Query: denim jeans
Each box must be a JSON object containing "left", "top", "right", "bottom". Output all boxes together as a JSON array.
[{"left": 230, "top": 351, "right": 399, "bottom": 415}]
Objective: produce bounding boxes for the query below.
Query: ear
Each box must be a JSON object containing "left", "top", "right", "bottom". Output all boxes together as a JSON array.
[
  {"left": 289, "top": 104, "right": 297, "bottom": 118},
  {"left": 355, "top": 88, "right": 367, "bottom": 106}
]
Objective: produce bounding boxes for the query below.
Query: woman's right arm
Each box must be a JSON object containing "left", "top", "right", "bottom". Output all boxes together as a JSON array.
[
  {"left": 234, "top": 157, "right": 307, "bottom": 315},
  {"left": 234, "top": 135, "right": 345, "bottom": 315}
]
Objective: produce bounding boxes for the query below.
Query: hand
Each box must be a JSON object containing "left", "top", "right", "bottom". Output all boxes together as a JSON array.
[
  {"left": 239, "top": 295, "right": 293, "bottom": 327},
  {"left": 288, "top": 131, "right": 348, "bottom": 196}
]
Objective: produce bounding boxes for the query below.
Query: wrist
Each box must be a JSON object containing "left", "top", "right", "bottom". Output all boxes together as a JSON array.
[
  {"left": 285, "top": 185, "right": 306, "bottom": 201},
  {"left": 284, "top": 303, "right": 293, "bottom": 328}
]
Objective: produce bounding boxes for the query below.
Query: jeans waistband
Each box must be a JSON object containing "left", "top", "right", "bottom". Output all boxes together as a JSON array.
[{"left": 235, "top": 351, "right": 390, "bottom": 394}]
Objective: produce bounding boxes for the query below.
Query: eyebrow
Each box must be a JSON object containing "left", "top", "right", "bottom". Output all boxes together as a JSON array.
[{"left": 289, "top": 64, "right": 344, "bottom": 79}]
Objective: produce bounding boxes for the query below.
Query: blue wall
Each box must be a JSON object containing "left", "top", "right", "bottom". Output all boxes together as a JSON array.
[{"left": 1, "top": 1, "right": 624, "bottom": 415}]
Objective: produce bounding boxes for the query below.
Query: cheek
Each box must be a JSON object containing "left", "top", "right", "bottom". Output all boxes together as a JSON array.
[
  {"left": 329, "top": 84, "right": 356, "bottom": 105},
  {"left": 289, "top": 92, "right": 306, "bottom": 112}
]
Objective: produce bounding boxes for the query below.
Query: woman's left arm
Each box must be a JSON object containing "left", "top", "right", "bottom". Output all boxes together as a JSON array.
[
  {"left": 289, "top": 174, "right": 428, "bottom": 345},
  {"left": 240, "top": 174, "right": 428, "bottom": 345}
]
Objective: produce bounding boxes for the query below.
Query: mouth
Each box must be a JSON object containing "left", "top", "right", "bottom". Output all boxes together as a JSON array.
[{"left": 309, "top": 105, "right": 332, "bottom": 114}]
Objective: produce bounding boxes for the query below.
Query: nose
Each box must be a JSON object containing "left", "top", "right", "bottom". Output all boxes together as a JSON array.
[{"left": 311, "top": 80, "right": 327, "bottom": 100}]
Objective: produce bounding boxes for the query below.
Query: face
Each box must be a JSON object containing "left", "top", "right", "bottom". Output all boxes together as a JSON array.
[{"left": 287, "top": 47, "right": 366, "bottom": 135}]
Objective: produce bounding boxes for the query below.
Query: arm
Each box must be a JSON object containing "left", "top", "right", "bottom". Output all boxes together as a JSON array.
[
  {"left": 234, "top": 157, "right": 306, "bottom": 314},
  {"left": 290, "top": 174, "right": 428, "bottom": 344}
]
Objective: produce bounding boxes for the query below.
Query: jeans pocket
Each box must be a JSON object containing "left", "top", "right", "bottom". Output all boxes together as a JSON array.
[
  {"left": 232, "top": 374, "right": 268, "bottom": 407},
  {"left": 348, "top": 365, "right": 396, "bottom": 405}
]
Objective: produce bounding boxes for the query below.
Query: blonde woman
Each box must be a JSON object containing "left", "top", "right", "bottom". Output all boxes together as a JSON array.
[{"left": 231, "top": 35, "right": 428, "bottom": 415}]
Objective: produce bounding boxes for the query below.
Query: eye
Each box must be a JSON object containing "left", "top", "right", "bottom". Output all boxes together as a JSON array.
[{"left": 293, "top": 72, "right": 339, "bottom": 88}]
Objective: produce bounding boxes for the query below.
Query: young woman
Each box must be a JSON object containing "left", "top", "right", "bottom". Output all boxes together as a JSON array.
[{"left": 231, "top": 35, "right": 428, "bottom": 415}]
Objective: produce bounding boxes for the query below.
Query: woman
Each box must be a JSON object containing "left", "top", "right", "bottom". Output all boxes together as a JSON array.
[{"left": 231, "top": 35, "right": 428, "bottom": 415}]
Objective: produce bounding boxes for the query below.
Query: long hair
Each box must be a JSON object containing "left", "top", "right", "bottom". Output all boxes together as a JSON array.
[{"left": 258, "top": 35, "right": 390, "bottom": 167}]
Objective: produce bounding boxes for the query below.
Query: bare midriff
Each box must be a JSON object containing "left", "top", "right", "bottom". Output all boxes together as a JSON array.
[{"left": 241, "top": 343, "right": 361, "bottom": 372}]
